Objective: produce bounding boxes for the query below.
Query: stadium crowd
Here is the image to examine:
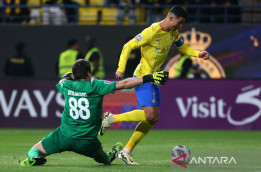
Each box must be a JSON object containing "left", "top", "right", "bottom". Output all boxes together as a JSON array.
[{"left": 0, "top": 0, "right": 260, "bottom": 25}]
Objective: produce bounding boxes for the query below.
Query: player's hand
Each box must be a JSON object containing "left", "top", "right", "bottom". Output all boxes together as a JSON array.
[
  {"left": 143, "top": 70, "right": 169, "bottom": 85},
  {"left": 115, "top": 71, "right": 124, "bottom": 79},
  {"left": 199, "top": 51, "right": 209, "bottom": 60},
  {"left": 62, "top": 72, "right": 74, "bottom": 80}
]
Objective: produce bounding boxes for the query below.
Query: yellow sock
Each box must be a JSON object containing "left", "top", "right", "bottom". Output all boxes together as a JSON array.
[
  {"left": 125, "top": 122, "right": 153, "bottom": 151},
  {"left": 113, "top": 110, "right": 146, "bottom": 123}
]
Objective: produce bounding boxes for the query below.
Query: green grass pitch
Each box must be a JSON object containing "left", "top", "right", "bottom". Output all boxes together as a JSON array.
[{"left": 0, "top": 129, "right": 261, "bottom": 172}]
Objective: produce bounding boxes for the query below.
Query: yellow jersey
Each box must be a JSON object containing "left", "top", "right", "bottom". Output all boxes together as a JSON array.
[{"left": 117, "top": 22, "right": 200, "bottom": 77}]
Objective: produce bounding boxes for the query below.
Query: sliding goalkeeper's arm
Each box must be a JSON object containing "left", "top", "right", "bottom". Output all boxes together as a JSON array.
[{"left": 116, "top": 71, "right": 169, "bottom": 90}]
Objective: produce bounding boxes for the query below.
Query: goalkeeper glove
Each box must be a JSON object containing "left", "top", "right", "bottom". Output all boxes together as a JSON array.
[
  {"left": 143, "top": 70, "right": 169, "bottom": 85},
  {"left": 62, "top": 72, "right": 74, "bottom": 80}
]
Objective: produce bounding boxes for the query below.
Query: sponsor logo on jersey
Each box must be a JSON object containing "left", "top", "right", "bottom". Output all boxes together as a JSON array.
[{"left": 135, "top": 34, "right": 144, "bottom": 42}]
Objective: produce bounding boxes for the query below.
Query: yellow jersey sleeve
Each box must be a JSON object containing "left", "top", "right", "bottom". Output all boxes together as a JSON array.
[
  {"left": 173, "top": 31, "right": 200, "bottom": 57},
  {"left": 117, "top": 27, "right": 153, "bottom": 73}
]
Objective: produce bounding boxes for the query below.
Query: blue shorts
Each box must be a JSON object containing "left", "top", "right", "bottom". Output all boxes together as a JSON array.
[{"left": 134, "top": 76, "right": 161, "bottom": 107}]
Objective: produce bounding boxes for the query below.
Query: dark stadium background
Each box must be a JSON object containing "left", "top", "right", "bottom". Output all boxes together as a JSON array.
[{"left": 0, "top": 1, "right": 260, "bottom": 171}]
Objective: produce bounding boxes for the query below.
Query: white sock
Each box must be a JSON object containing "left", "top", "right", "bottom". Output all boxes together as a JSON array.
[
  {"left": 109, "top": 115, "right": 114, "bottom": 125},
  {"left": 123, "top": 147, "right": 131, "bottom": 154}
]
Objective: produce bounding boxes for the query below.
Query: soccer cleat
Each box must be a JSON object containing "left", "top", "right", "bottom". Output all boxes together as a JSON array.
[
  {"left": 107, "top": 142, "right": 123, "bottom": 163},
  {"left": 118, "top": 150, "right": 139, "bottom": 165},
  {"left": 20, "top": 158, "right": 36, "bottom": 167},
  {"left": 20, "top": 157, "right": 47, "bottom": 166},
  {"left": 99, "top": 112, "right": 114, "bottom": 136}
]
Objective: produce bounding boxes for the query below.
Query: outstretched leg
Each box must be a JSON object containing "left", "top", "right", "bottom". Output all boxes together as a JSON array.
[
  {"left": 93, "top": 142, "right": 123, "bottom": 164},
  {"left": 118, "top": 106, "right": 159, "bottom": 165},
  {"left": 99, "top": 110, "right": 146, "bottom": 136},
  {"left": 20, "top": 141, "right": 48, "bottom": 166},
  {"left": 100, "top": 82, "right": 161, "bottom": 165},
  {"left": 21, "top": 127, "right": 65, "bottom": 167}
]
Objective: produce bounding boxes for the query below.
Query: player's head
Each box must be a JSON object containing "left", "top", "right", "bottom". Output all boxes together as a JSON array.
[
  {"left": 67, "top": 39, "right": 80, "bottom": 50},
  {"left": 72, "top": 59, "right": 91, "bottom": 80},
  {"left": 167, "top": 6, "right": 187, "bottom": 31},
  {"left": 169, "top": 6, "right": 187, "bottom": 19},
  {"left": 85, "top": 36, "right": 96, "bottom": 50}
]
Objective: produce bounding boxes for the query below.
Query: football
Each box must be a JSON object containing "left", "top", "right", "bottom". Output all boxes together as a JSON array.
[{"left": 171, "top": 145, "right": 191, "bottom": 165}]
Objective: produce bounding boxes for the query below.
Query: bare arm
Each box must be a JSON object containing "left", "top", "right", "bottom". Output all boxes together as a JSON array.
[
  {"left": 92, "top": 59, "right": 99, "bottom": 75},
  {"left": 115, "top": 77, "right": 143, "bottom": 90},
  {"left": 115, "top": 70, "right": 169, "bottom": 90}
]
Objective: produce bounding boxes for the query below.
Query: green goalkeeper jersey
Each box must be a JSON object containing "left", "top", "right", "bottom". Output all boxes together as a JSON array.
[{"left": 56, "top": 79, "right": 116, "bottom": 139}]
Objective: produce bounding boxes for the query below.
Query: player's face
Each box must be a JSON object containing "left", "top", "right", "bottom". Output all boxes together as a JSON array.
[
  {"left": 169, "top": 16, "right": 185, "bottom": 31},
  {"left": 75, "top": 43, "right": 80, "bottom": 50}
]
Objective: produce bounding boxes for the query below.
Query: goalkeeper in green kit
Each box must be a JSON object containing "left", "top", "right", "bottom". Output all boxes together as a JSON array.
[{"left": 20, "top": 59, "right": 168, "bottom": 166}]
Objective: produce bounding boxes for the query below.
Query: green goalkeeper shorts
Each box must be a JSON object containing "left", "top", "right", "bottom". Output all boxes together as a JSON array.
[{"left": 41, "top": 127, "right": 101, "bottom": 158}]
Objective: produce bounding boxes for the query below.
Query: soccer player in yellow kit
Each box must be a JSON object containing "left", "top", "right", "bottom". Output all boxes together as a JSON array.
[{"left": 99, "top": 6, "right": 209, "bottom": 165}]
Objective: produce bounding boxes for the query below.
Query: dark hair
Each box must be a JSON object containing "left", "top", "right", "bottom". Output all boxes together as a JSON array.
[
  {"left": 85, "top": 36, "right": 96, "bottom": 46},
  {"left": 67, "top": 39, "right": 78, "bottom": 48},
  {"left": 16, "top": 42, "right": 25, "bottom": 53},
  {"left": 169, "top": 6, "right": 187, "bottom": 18},
  {"left": 72, "top": 59, "right": 91, "bottom": 80}
]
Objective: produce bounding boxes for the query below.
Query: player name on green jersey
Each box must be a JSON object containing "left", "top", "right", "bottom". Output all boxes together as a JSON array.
[
  {"left": 68, "top": 90, "right": 87, "bottom": 97},
  {"left": 56, "top": 79, "right": 116, "bottom": 139}
]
